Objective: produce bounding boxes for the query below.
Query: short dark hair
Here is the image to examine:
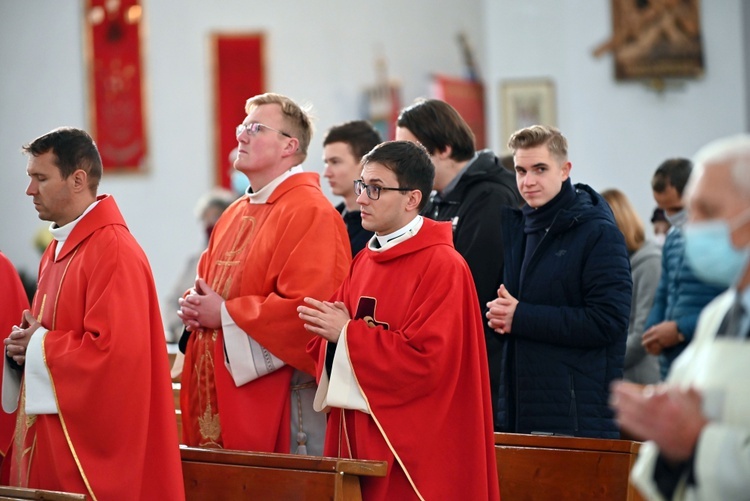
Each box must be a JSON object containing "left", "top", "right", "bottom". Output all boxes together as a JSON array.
[
  {"left": 652, "top": 158, "right": 692, "bottom": 196},
  {"left": 22, "top": 127, "right": 102, "bottom": 193},
  {"left": 323, "top": 120, "right": 382, "bottom": 160},
  {"left": 396, "top": 99, "right": 475, "bottom": 161},
  {"left": 651, "top": 207, "right": 668, "bottom": 224},
  {"left": 361, "top": 141, "right": 434, "bottom": 211}
]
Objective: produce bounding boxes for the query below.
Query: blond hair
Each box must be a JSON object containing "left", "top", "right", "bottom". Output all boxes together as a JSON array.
[
  {"left": 507, "top": 125, "right": 568, "bottom": 162},
  {"left": 601, "top": 189, "right": 645, "bottom": 253},
  {"left": 245, "top": 93, "right": 314, "bottom": 163}
]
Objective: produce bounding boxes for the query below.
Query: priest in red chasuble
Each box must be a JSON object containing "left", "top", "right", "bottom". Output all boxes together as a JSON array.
[
  {"left": 0, "top": 252, "right": 29, "bottom": 461},
  {"left": 1, "top": 127, "right": 184, "bottom": 500},
  {"left": 178, "top": 93, "right": 351, "bottom": 454},
  {"left": 300, "top": 141, "right": 500, "bottom": 501}
]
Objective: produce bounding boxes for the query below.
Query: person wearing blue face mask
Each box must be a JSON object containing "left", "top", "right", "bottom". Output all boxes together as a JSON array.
[
  {"left": 642, "top": 158, "right": 725, "bottom": 379},
  {"left": 611, "top": 133, "right": 750, "bottom": 501},
  {"left": 228, "top": 146, "right": 251, "bottom": 196}
]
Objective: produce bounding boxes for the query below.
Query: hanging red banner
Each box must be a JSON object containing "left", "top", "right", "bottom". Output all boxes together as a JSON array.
[
  {"left": 432, "top": 75, "right": 486, "bottom": 151},
  {"left": 85, "top": 0, "right": 148, "bottom": 172},
  {"left": 212, "top": 34, "right": 266, "bottom": 189}
]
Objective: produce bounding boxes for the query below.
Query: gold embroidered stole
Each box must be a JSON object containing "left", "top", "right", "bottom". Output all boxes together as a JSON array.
[{"left": 189, "top": 214, "right": 256, "bottom": 447}]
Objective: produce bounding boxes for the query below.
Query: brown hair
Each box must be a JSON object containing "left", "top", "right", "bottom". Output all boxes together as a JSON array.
[
  {"left": 323, "top": 120, "right": 382, "bottom": 160},
  {"left": 601, "top": 188, "right": 645, "bottom": 253},
  {"left": 396, "top": 99, "right": 475, "bottom": 161}
]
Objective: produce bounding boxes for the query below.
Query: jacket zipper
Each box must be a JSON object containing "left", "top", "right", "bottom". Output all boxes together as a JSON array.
[{"left": 569, "top": 373, "right": 579, "bottom": 432}]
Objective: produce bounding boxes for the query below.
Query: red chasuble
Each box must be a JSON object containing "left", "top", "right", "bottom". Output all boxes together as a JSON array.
[
  {"left": 181, "top": 172, "right": 351, "bottom": 451},
  {"left": 1, "top": 195, "right": 184, "bottom": 501},
  {"left": 309, "top": 219, "right": 500, "bottom": 501},
  {"left": 0, "top": 252, "right": 29, "bottom": 461}
]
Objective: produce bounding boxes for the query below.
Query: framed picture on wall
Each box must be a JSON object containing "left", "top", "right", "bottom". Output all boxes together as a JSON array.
[
  {"left": 610, "top": 0, "right": 704, "bottom": 81},
  {"left": 500, "top": 79, "right": 556, "bottom": 153}
]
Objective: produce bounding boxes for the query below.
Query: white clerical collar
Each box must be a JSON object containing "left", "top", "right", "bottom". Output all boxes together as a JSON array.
[
  {"left": 247, "top": 166, "right": 304, "bottom": 204},
  {"left": 49, "top": 199, "right": 101, "bottom": 259},
  {"left": 372, "top": 215, "right": 423, "bottom": 250}
]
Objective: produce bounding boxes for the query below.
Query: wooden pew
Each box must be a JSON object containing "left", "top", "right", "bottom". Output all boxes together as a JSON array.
[
  {"left": 181, "top": 446, "right": 387, "bottom": 501},
  {"left": 0, "top": 486, "right": 86, "bottom": 500},
  {"left": 495, "top": 432, "right": 646, "bottom": 501},
  {"left": 173, "top": 382, "right": 182, "bottom": 442}
]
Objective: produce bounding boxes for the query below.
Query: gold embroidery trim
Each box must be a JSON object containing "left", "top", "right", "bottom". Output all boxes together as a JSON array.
[
  {"left": 344, "top": 325, "right": 426, "bottom": 501},
  {"left": 42, "top": 245, "right": 98, "bottom": 501},
  {"left": 196, "top": 330, "right": 221, "bottom": 447}
]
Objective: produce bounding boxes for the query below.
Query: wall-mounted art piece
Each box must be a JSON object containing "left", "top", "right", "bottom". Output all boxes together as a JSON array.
[
  {"left": 594, "top": 0, "right": 705, "bottom": 82},
  {"left": 500, "top": 79, "right": 556, "bottom": 152},
  {"left": 85, "top": 0, "right": 148, "bottom": 172}
]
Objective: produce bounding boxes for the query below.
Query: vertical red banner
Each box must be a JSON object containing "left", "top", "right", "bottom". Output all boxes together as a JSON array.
[
  {"left": 212, "top": 34, "right": 265, "bottom": 188},
  {"left": 85, "top": 0, "right": 148, "bottom": 172}
]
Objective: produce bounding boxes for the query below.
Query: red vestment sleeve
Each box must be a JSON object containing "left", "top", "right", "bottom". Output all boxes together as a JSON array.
[{"left": 0, "top": 252, "right": 29, "bottom": 459}]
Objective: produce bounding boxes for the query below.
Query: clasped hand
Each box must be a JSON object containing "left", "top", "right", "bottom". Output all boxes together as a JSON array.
[
  {"left": 610, "top": 380, "right": 708, "bottom": 462},
  {"left": 177, "top": 278, "right": 223, "bottom": 331},
  {"left": 297, "top": 297, "right": 350, "bottom": 343},
  {"left": 486, "top": 284, "right": 518, "bottom": 335},
  {"left": 4, "top": 310, "right": 39, "bottom": 366}
]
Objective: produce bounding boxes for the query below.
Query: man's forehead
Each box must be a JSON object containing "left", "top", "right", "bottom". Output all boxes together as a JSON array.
[
  {"left": 323, "top": 142, "right": 354, "bottom": 159},
  {"left": 361, "top": 162, "right": 395, "bottom": 182},
  {"left": 513, "top": 146, "right": 556, "bottom": 164},
  {"left": 246, "top": 103, "right": 280, "bottom": 121},
  {"left": 688, "top": 163, "right": 734, "bottom": 206},
  {"left": 27, "top": 152, "right": 57, "bottom": 171}
]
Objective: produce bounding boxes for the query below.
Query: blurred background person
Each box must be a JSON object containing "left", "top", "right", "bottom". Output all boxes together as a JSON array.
[
  {"left": 643, "top": 158, "right": 724, "bottom": 379},
  {"left": 603, "top": 189, "right": 661, "bottom": 385},
  {"left": 612, "top": 133, "right": 750, "bottom": 501},
  {"left": 651, "top": 207, "right": 671, "bottom": 247},
  {"left": 165, "top": 188, "right": 236, "bottom": 343},
  {"left": 322, "top": 120, "right": 381, "bottom": 256},
  {"left": 228, "top": 146, "right": 250, "bottom": 197},
  {"left": 166, "top": 187, "right": 235, "bottom": 379}
]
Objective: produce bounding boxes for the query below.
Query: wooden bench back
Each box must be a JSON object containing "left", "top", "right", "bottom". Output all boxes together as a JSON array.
[
  {"left": 495, "top": 432, "right": 646, "bottom": 501},
  {"left": 181, "top": 446, "right": 387, "bottom": 501},
  {"left": 0, "top": 486, "right": 86, "bottom": 500}
]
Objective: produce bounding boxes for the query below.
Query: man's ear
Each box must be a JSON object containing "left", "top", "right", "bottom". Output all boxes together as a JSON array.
[
  {"left": 560, "top": 161, "right": 572, "bottom": 181},
  {"left": 281, "top": 137, "right": 300, "bottom": 158},
  {"left": 70, "top": 169, "right": 89, "bottom": 193},
  {"left": 405, "top": 189, "right": 423, "bottom": 213},
  {"left": 435, "top": 145, "right": 452, "bottom": 160}
]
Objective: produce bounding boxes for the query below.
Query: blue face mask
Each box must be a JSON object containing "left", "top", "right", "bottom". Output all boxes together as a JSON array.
[
  {"left": 664, "top": 208, "right": 687, "bottom": 228},
  {"left": 684, "top": 209, "right": 750, "bottom": 288},
  {"left": 231, "top": 170, "right": 250, "bottom": 195}
]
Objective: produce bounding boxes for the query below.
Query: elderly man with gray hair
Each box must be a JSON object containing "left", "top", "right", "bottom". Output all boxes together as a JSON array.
[{"left": 612, "top": 134, "right": 750, "bottom": 501}]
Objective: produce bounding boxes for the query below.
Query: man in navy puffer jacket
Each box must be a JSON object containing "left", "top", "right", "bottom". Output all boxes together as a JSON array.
[{"left": 487, "top": 125, "right": 631, "bottom": 438}]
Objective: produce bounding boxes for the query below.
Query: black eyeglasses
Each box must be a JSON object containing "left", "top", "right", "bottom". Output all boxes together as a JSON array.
[
  {"left": 236, "top": 122, "right": 292, "bottom": 139},
  {"left": 354, "top": 179, "right": 413, "bottom": 201}
]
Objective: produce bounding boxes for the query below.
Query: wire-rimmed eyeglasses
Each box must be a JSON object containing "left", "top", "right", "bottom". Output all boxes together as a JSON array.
[
  {"left": 236, "top": 122, "right": 292, "bottom": 139},
  {"left": 354, "top": 179, "right": 414, "bottom": 201}
]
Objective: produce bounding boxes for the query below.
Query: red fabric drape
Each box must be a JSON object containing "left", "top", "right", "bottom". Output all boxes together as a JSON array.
[{"left": 213, "top": 34, "right": 265, "bottom": 188}]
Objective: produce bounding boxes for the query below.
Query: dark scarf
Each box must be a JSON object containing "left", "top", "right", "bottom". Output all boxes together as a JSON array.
[{"left": 519, "top": 178, "right": 576, "bottom": 282}]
